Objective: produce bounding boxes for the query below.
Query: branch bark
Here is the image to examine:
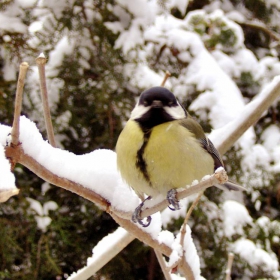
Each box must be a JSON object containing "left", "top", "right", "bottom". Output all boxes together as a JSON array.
[
  {"left": 225, "top": 252, "right": 234, "bottom": 280},
  {"left": 113, "top": 169, "right": 227, "bottom": 221},
  {"left": 36, "top": 53, "right": 56, "bottom": 147},
  {"left": 10, "top": 62, "right": 29, "bottom": 147}
]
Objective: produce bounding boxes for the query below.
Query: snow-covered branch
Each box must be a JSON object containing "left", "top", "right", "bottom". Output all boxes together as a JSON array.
[{"left": 214, "top": 76, "right": 280, "bottom": 154}]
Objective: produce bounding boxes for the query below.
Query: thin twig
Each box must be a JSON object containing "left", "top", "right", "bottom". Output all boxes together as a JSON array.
[
  {"left": 36, "top": 53, "right": 56, "bottom": 147},
  {"left": 168, "top": 192, "right": 203, "bottom": 277},
  {"left": 161, "top": 71, "right": 171, "bottom": 86},
  {"left": 178, "top": 259, "right": 195, "bottom": 280},
  {"left": 238, "top": 20, "right": 280, "bottom": 42},
  {"left": 34, "top": 235, "right": 44, "bottom": 280},
  {"left": 225, "top": 253, "right": 234, "bottom": 280},
  {"left": 180, "top": 191, "right": 204, "bottom": 246},
  {"left": 113, "top": 169, "right": 228, "bottom": 221},
  {"left": 154, "top": 249, "right": 172, "bottom": 280},
  {"left": 10, "top": 62, "right": 29, "bottom": 146}
]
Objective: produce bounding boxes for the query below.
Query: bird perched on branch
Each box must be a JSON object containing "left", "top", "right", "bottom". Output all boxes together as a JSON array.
[{"left": 116, "top": 86, "right": 244, "bottom": 226}]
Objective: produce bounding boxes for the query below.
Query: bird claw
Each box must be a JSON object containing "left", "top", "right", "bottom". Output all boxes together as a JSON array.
[
  {"left": 167, "top": 189, "right": 180, "bottom": 211},
  {"left": 132, "top": 196, "right": 152, "bottom": 227}
]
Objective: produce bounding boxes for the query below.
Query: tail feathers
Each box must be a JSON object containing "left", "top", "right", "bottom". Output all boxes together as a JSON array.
[{"left": 215, "top": 181, "right": 247, "bottom": 192}]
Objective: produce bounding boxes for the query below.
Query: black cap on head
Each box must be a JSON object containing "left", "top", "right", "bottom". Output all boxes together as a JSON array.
[
  {"left": 132, "top": 87, "right": 187, "bottom": 130},
  {"left": 139, "top": 87, "right": 178, "bottom": 107}
]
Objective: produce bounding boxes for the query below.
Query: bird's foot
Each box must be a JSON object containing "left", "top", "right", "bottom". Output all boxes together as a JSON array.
[
  {"left": 132, "top": 196, "right": 152, "bottom": 227},
  {"left": 167, "top": 189, "right": 180, "bottom": 211}
]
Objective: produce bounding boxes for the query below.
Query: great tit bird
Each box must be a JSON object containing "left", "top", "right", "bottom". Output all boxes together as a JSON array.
[{"left": 116, "top": 86, "right": 244, "bottom": 226}]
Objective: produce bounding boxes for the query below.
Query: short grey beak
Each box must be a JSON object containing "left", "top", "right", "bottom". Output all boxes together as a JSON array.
[{"left": 152, "top": 100, "right": 163, "bottom": 108}]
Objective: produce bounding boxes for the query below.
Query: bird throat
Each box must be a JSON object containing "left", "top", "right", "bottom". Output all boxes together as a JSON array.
[{"left": 135, "top": 108, "right": 174, "bottom": 131}]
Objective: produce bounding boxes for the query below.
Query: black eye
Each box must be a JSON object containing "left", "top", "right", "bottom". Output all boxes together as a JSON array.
[
  {"left": 168, "top": 101, "right": 174, "bottom": 106},
  {"left": 143, "top": 101, "right": 148, "bottom": 106}
]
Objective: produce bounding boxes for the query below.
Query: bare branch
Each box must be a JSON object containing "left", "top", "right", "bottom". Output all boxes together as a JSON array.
[
  {"left": 178, "top": 260, "right": 195, "bottom": 280},
  {"left": 180, "top": 191, "right": 204, "bottom": 246},
  {"left": 36, "top": 53, "right": 56, "bottom": 147},
  {"left": 238, "top": 20, "right": 280, "bottom": 42},
  {"left": 225, "top": 253, "right": 234, "bottom": 280},
  {"left": 10, "top": 62, "right": 29, "bottom": 147},
  {"left": 154, "top": 250, "right": 173, "bottom": 280},
  {"left": 110, "top": 212, "right": 171, "bottom": 255},
  {"left": 0, "top": 188, "right": 20, "bottom": 202},
  {"left": 114, "top": 169, "right": 228, "bottom": 221},
  {"left": 161, "top": 71, "right": 171, "bottom": 86}
]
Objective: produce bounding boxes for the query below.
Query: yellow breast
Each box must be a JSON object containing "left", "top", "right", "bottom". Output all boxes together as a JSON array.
[{"left": 116, "top": 120, "right": 214, "bottom": 197}]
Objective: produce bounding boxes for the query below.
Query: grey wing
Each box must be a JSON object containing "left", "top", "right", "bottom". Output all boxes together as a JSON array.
[
  {"left": 199, "top": 137, "right": 224, "bottom": 170},
  {"left": 200, "top": 138, "right": 246, "bottom": 191},
  {"left": 178, "top": 118, "right": 224, "bottom": 169},
  {"left": 179, "top": 118, "right": 246, "bottom": 191}
]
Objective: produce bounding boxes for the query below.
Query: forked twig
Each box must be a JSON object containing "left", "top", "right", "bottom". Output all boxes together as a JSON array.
[{"left": 36, "top": 53, "right": 56, "bottom": 147}]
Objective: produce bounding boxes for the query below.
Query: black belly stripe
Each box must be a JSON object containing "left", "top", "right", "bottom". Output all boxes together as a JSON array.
[{"left": 136, "top": 130, "right": 152, "bottom": 185}]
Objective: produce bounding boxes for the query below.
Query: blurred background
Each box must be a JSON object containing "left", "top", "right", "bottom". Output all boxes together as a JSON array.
[{"left": 0, "top": 0, "right": 280, "bottom": 279}]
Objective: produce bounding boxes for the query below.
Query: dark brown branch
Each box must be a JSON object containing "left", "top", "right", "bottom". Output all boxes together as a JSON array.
[{"left": 239, "top": 21, "right": 280, "bottom": 42}]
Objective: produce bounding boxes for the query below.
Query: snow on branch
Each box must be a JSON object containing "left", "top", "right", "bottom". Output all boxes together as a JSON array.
[
  {"left": 214, "top": 75, "right": 280, "bottom": 154},
  {"left": 0, "top": 143, "right": 18, "bottom": 202},
  {"left": 68, "top": 228, "right": 135, "bottom": 280}
]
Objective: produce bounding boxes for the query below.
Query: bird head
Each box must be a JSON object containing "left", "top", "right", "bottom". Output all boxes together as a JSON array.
[{"left": 130, "top": 87, "right": 187, "bottom": 130}]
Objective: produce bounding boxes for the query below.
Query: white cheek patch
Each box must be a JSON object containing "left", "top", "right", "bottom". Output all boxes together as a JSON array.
[
  {"left": 165, "top": 105, "right": 186, "bottom": 119},
  {"left": 130, "top": 104, "right": 150, "bottom": 120}
]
